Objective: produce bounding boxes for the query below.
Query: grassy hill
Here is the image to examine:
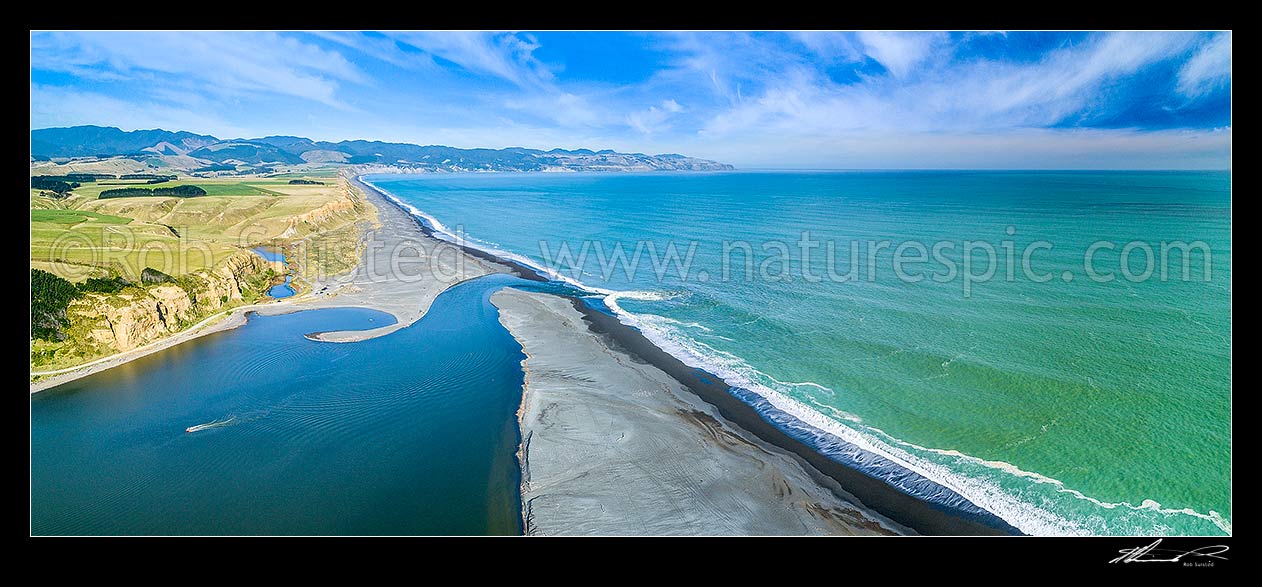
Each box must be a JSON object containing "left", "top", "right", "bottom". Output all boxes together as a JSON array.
[{"left": 30, "top": 172, "right": 378, "bottom": 372}]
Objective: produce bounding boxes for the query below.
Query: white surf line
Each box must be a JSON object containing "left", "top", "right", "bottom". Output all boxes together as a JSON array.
[
  {"left": 876, "top": 432, "right": 1233, "bottom": 535},
  {"left": 362, "top": 176, "right": 1232, "bottom": 536},
  {"left": 586, "top": 250, "right": 1235, "bottom": 535},
  {"left": 367, "top": 176, "right": 1030, "bottom": 528}
]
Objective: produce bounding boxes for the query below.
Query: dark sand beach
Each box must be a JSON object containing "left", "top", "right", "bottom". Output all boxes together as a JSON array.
[{"left": 359, "top": 176, "right": 1019, "bottom": 536}]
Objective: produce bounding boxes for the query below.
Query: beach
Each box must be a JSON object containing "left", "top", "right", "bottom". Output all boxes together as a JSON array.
[
  {"left": 31, "top": 175, "right": 508, "bottom": 392},
  {"left": 494, "top": 288, "right": 900, "bottom": 535},
  {"left": 360, "top": 175, "right": 1027, "bottom": 535},
  {"left": 33, "top": 173, "right": 1026, "bottom": 535},
  {"left": 363, "top": 170, "right": 1232, "bottom": 536},
  {"left": 258, "top": 175, "right": 512, "bottom": 342}
]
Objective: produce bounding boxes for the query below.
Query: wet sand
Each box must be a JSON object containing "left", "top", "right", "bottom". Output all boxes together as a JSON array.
[
  {"left": 34, "top": 174, "right": 1019, "bottom": 536},
  {"left": 362, "top": 175, "right": 1017, "bottom": 535},
  {"left": 569, "top": 297, "right": 1019, "bottom": 536},
  {"left": 492, "top": 288, "right": 903, "bottom": 536},
  {"left": 257, "top": 175, "right": 511, "bottom": 341}
]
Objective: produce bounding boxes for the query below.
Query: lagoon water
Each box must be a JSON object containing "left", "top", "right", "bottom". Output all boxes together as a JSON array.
[
  {"left": 368, "top": 171, "right": 1231, "bottom": 536},
  {"left": 268, "top": 277, "right": 295, "bottom": 299},
  {"left": 251, "top": 246, "right": 295, "bottom": 299},
  {"left": 31, "top": 171, "right": 1231, "bottom": 536},
  {"left": 31, "top": 274, "right": 534, "bottom": 535}
]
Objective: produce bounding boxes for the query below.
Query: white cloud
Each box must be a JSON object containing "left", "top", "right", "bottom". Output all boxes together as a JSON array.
[
  {"left": 628, "top": 100, "right": 686, "bottom": 134},
  {"left": 657, "top": 32, "right": 814, "bottom": 106},
  {"left": 856, "top": 32, "right": 944, "bottom": 77},
  {"left": 504, "top": 91, "right": 608, "bottom": 128},
  {"left": 790, "top": 32, "right": 861, "bottom": 62},
  {"left": 30, "top": 84, "right": 250, "bottom": 137},
  {"left": 311, "top": 31, "right": 437, "bottom": 71},
  {"left": 30, "top": 32, "right": 366, "bottom": 108},
  {"left": 1178, "top": 32, "right": 1232, "bottom": 97},
  {"left": 700, "top": 32, "right": 1200, "bottom": 138},
  {"left": 388, "top": 31, "right": 553, "bottom": 89}
]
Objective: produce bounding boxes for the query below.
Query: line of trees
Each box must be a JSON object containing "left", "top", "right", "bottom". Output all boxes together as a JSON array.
[
  {"left": 31, "top": 269, "right": 80, "bottom": 340},
  {"left": 35, "top": 174, "right": 105, "bottom": 182},
  {"left": 288, "top": 179, "right": 324, "bottom": 185},
  {"left": 31, "top": 177, "right": 79, "bottom": 194},
  {"left": 31, "top": 270, "right": 136, "bottom": 341},
  {"left": 99, "top": 185, "right": 208, "bottom": 199}
]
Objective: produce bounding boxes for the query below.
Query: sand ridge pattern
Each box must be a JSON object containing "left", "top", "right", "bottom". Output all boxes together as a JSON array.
[{"left": 492, "top": 288, "right": 901, "bottom": 536}]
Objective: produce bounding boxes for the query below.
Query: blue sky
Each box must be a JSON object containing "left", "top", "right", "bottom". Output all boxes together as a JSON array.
[{"left": 30, "top": 31, "right": 1231, "bottom": 169}]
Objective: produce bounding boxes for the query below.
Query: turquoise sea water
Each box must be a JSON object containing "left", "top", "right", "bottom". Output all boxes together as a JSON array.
[
  {"left": 368, "top": 171, "right": 1231, "bottom": 536},
  {"left": 32, "top": 274, "right": 537, "bottom": 535}
]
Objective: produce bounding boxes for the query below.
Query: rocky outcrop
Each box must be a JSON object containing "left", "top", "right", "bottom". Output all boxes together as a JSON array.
[{"left": 71, "top": 251, "right": 278, "bottom": 352}]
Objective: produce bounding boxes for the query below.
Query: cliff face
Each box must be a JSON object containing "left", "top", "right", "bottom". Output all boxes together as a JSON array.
[
  {"left": 292, "top": 195, "right": 356, "bottom": 227},
  {"left": 70, "top": 251, "right": 279, "bottom": 352}
]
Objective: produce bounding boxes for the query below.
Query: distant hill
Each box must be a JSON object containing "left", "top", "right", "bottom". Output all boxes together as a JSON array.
[
  {"left": 186, "top": 141, "right": 305, "bottom": 165},
  {"left": 31, "top": 126, "right": 218, "bottom": 159},
  {"left": 31, "top": 126, "right": 734, "bottom": 172}
]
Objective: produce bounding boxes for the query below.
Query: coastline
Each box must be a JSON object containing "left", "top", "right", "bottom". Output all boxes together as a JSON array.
[
  {"left": 569, "top": 297, "right": 1018, "bottom": 535},
  {"left": 30, "top": 175, "right": 504, "bottom": 393},
  {"left": 32, "top": 171, "right": 1019, "bottom": 536},
  {"left": 253, "top": 174, "right": 510, "bottom": 342},
  {"left": 32, "top": 303, "right": 255, "bottom": 393},
  {"left": 494, "top": 288, "right": 902, "bottom": 535},
  {"left": 360, "top": 173, "right": 1021, "bottom": 536}
]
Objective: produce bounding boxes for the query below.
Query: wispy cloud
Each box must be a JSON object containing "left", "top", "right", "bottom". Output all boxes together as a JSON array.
[
  {"left": 699, "top": 32, "right": 1203, "bottom": 137},
  {"left": 856, "top": 31, "right": 945, "bottom": 77},
  {"left": 503, "top": 91, "right": 608, "bottom": 128},
  {"left": 789, "top": 32, "right": 861, "bottom": 63},
  {"left": 30, "top": 84, "right": 251, "bottom": 137},
  {"left": 311, "top": 31, "right": 437, "bottom": 71},
  {"left": 30, "top": 31, "right": 1231, "bottom": 168},
  {"left": 30, "top": 31, "right": 365, "bottom": 108},
  {"left": 627, "top": 99, "right": 685, "bottom": 134},
  {"left": 386, "top": 31, "right": 554, "bottom": 89},
  {"left": 1178, "top": 32, "right": 1232, "bottom": 97}
]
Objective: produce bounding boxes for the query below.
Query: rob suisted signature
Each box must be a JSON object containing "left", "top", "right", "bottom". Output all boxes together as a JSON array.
[{"left": 1110, "top": 539, "right": 1229, "bottom": 565}]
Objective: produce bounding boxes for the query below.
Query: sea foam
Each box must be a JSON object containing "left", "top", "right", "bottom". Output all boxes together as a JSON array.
[{"left": 363, "top": 176, "right": 1231, "bottom": 537}]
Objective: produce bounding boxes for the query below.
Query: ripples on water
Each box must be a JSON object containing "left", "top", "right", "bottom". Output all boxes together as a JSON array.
[
  {"left": 31, "top": 274, "right": 533, "bottom": 535},
  {"left": 367, "top": 171, "right": 1231, "bottom": 536}
]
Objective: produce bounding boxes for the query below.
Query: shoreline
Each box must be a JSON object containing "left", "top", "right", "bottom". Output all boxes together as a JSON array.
[
  {"left": 31, "top": 175, "right": 503, "bottom": 393},
  {"left": 32, "top": 302, "right": 259, "bottom": 393},
  {"left": 350, "top": 176, "right": 548, "bottom": 283},
  {"left": 33, "top": 171, "right": 1019, "bottom": 535},
  {"left": 495, "top": 288, "right": 902, "bottom": 535},
  {"left": 568, "top": 296, "right": 1017, "bottom": 535},
  {"left": 360, "top": 173, "right": 1020, "bottom": 536}
]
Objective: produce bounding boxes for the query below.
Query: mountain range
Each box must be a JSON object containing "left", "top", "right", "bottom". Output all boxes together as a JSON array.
[{"left": 30, "top": 126, "right": 733, "bottom": 172}]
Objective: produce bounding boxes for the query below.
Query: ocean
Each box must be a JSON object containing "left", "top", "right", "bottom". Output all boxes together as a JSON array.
[{"left": 366, "top": 170, "right": 1231, "bottom": 536}]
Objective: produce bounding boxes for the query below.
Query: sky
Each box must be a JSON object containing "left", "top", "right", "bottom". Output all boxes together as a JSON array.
[{"left": 30, "top": 31, "right": 1232, "bottom": 169}]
